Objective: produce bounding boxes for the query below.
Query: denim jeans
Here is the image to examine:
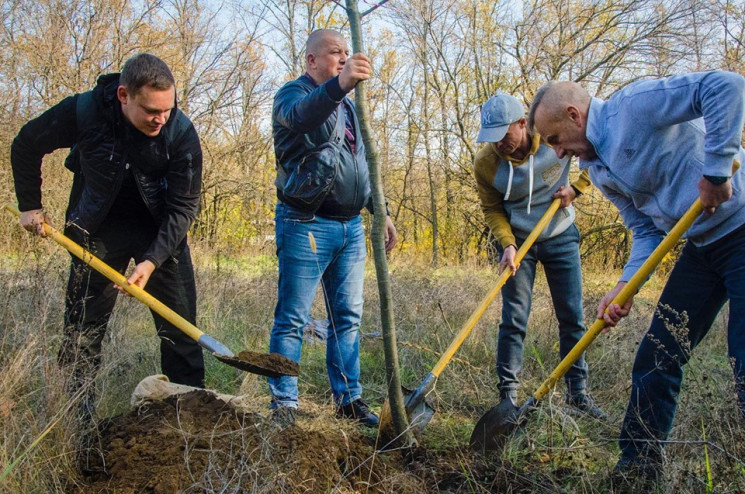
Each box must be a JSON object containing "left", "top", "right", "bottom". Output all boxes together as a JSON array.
[
  {"left": 60, "top": 215, "right": 205, "bottom": 390},
  {"left": 269, "top": 203, "right": 366, "bottom": 408},
  {"left": 619, "top": 223, "right": 745, "bottom": 464},
  {"left": 496, "top": 224, "right": 588, "bottom": 398}
]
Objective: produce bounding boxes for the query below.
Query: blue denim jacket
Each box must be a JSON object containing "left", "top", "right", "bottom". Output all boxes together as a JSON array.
[{"left": 579, "top": 70, "right": 745, "bottom": 281}]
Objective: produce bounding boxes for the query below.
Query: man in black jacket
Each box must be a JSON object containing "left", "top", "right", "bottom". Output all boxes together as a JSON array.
[
  {"left": 11, "top": 53, "right": 205, "bottom": 410},
  {"left": 269, "top": 29, "right": 396, "bottom": 428}
]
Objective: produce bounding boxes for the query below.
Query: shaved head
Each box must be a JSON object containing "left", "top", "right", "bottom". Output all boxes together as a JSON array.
[
  {"left": 304, "top": 29, "right": 350, "bottom": 84},
  {"left": 527, "top": 81, "right": 597, "bottom": 161},
  {"left": 528, "top": 81, "right": 591, "bottom": 134},
  {"left": 306, "top": 29, "right": 344, "bottom": 58}
]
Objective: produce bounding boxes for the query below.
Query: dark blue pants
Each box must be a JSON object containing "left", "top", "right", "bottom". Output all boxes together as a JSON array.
[
  {"left": 497, "top": 224, "right": 589, "bottom": 397},
  {"left": 60, "top": 216, "right": 205, "bottom": 389},
  {"left": 619, "top": 223, "right": 745, "bottom": 463}
]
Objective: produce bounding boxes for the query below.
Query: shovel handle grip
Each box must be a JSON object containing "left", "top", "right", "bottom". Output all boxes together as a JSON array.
[
  {"left": 429, "top": 199, "right": 562, "bottom": 378},
  {"left": 532, "top": 198, "right": 703, "bottom": 400},
  {"left": 4, "top": 205, "right": 208, "bottom": 345}
]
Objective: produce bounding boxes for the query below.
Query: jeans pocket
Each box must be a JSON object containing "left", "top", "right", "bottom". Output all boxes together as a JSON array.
[
  {"left": 281, "top": 206, "right": 316, "bottom": 223},
  {"left": 570, "top": 222, "right": 580, "bottom": 242}
]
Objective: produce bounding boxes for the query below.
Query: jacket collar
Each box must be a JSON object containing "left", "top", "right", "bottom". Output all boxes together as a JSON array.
[{"left": 580, "top": 97, "right": 607, "bottom": 169}]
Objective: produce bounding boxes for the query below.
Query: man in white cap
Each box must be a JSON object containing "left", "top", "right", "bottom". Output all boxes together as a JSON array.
[{"left": 473, "top": 93, "right": 605, "bottom": 418}]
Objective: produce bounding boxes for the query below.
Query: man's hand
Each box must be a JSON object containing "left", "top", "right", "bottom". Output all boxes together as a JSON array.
[
  {"left": 384, "top": 216, "right": 397, "bottom": 253},
  {"left": 552, "top": 185, "right": 577, "bottom": 208},
  {"left": 20, "top": 209, "right": 50, "bottom": 237},
  {"left": 698, "top": 177, "right": 732, "bottom": 215},
  {"left": 339, "top": 53, "right": 371, "bottom": 92},
  {"left": 597, "top": 281, "right": 634, "bottom": 329},
  {"left": 499, "top": 245, "right": 518, "bottom": 276},
  {"left": 116, "top": 260, "right": 156, "bottom": 295}
]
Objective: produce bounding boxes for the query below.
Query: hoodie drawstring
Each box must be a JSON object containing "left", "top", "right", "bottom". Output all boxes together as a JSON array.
[
  {"left": 503, "top": 156, "right": 534, "bottom": 215},
  {"left": 504, "top": 161, "right": 514, "bottom": 201},
  {"left": 527, "top": 154, "right": 534, "bottom": 215}
]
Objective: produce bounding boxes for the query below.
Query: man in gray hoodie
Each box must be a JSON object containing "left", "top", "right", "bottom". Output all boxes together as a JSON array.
[
  {"left": 529, "top": 70, "right": 745, "bottom": 483},
  {"left": 474, "top": 93, "right": 605, "bottom": 419}
]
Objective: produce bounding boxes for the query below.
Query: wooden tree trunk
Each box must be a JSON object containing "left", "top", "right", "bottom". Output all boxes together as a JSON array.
[{"left": 344, "top": 0, "right": 414, "bottom": 446}]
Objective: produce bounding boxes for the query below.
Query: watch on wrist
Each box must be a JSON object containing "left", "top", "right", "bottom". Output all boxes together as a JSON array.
[{"left": 703, "top": 175, "right": 729, "bottom": 185}]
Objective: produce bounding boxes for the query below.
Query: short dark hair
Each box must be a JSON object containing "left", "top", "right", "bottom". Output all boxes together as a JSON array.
[{"left": 120, "top": 53, "right": 175, "bottom": 95}]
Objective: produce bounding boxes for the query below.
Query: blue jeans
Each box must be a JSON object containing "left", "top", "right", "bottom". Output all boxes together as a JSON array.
[
  {"left": 619, "top": 223, "right": 745, "bottom": 464},
  {"left": 497, "top": 224, "right": 588, "bottom": 397},
  {"left": 268, "top": 203, "right": 366, "bottom": 408}
]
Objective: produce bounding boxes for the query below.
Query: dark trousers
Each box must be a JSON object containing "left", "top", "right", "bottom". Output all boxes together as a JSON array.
[
  {"left": 496, "top": 224, "right": 589, "bottom": 396},
  {"left": 619, "top": 223, "right": 745, "bottom": 463},
  {"left": 59, "top": 216, "right": 205, "bottom": 392}
]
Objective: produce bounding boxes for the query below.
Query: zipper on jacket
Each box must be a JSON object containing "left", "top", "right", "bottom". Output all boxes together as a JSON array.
[
  {"left": 132, "top": 165, "right": 160, "bottom": 222},
  {"left": 90, "top": 152, "right": 129, "bottom": 229},
  {"left": 353, "top": 151, "right": 359, "bottom": 209}
]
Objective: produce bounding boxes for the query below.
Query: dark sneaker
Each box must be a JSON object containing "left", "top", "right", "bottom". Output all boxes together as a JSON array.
[
  {"left": 566, "top": 392, "right": 608, "bottom": 420},
  {"left": 271, "top": 406, "right": 296, "bottom": 429},
  {"left": 337, "top": 399, "right": 379, "bottom": 427},
  {"left": 611, "top": 457, "right": 663, "bottom": 492}
]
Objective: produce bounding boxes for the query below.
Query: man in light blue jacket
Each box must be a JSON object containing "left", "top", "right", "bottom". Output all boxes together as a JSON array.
[{"left": 528, "top": 70, "right": 745, "bottom": 484}]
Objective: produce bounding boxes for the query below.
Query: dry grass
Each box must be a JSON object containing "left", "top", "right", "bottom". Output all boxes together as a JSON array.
[{"left": 1, "top": 240, "right": 744, "bottom": 492}]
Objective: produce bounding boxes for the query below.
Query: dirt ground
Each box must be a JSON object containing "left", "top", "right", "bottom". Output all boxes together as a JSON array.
[{"left": 71, "top": 390, "right": 552, "bottom": 493}]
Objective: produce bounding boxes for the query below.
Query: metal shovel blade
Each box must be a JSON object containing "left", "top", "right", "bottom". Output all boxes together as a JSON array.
[
  {"left": 469, "top": 398, "right": 533, "bottom": 454},
  {"left": 214, "top": 351, "right": 299, "bottom": 378},
  {"left": 378, "top": 373, "right": 439, "bottom": 441},
  {"left": 378, "top": 385, "right": 436, "bottom": 443},
  {"left": 405, "top": 387, "right": 436, "bottom": 433}
]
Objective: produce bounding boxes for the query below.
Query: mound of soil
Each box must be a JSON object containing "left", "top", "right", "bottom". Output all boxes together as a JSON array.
[
  {"left": 73, "top": 390, "right": 556, "bottom": 493},
  {"left": 77, "top": 390, "right": 384, "bottom": 493}
]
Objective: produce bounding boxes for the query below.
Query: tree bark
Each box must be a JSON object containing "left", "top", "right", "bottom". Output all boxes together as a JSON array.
[{"left": 344, "top": 0, "right": 414, "bottom": 446}]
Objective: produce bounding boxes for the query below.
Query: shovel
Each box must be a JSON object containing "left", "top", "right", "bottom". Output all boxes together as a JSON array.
[
  {"left": 379, "top": 199, "right": 563, "bottom": 437},
  {"left": 470, "top": 197, "right": 704, "bottom": 453},
  {"left": 5, "top": 205, "right": 299, "bottom": 378}
]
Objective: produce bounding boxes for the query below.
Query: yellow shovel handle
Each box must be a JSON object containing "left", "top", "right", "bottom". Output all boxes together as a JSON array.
[
  {"left": 533, "top": 198, "right": 703, "bottom": 400},
  {"left": 5, "top": 205, "right": 205, "bottom": 343},
  {"left": 430, "top": 199, "right": 562, "bottom": 377}
]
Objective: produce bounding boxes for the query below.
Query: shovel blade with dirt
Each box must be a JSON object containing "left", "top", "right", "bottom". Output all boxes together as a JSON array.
[
  {"left": 5, "top": 205, "right": 299, "bottom": 378},
  {"left": 378, "top": 200, "right": 562, "bottom": 438},
  {"left": 470, "top": 198, "right": 704, "bottom": 453}
]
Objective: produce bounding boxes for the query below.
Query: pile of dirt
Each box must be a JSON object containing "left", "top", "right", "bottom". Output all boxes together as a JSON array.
[
  {"left": 72, "top": 389, "right": 554, "bottom": 493},
  {"left": 77, "top": 390, "right": 387, "bottom": 493}
]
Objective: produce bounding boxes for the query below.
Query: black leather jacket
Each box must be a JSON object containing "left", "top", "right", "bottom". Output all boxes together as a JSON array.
[
  {"left": 10, "top": 73, "right": 202, "bottom": 267},
  {"left": 273, "top": 74, "right": 371, "bottom": 219}
]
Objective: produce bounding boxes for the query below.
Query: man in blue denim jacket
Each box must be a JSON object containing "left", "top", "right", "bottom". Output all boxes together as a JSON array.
[
  {"left": 269, "top": 29, "right": 397, "bottom": 428},
  {"left": 529, "top": 70, "right": 745, "bottom": 482}
]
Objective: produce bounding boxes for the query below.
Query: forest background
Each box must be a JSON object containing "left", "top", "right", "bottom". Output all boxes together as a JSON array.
[{"left": 3, "top": 0, "right": 744, "bottom": 266}]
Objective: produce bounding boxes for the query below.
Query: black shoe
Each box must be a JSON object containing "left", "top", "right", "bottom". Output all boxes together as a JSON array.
[
  {"left": 337, "top": 399, "right": 379, "bottom": 427},
  {"left": 611, "top": 457, "right": 663, "bottom": 492},
  {"left": 566, "top": 391, "right": 608, "bottom": 420},
  {"left": 271, "top": 406, "right": 296, "bottom": 428}
]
